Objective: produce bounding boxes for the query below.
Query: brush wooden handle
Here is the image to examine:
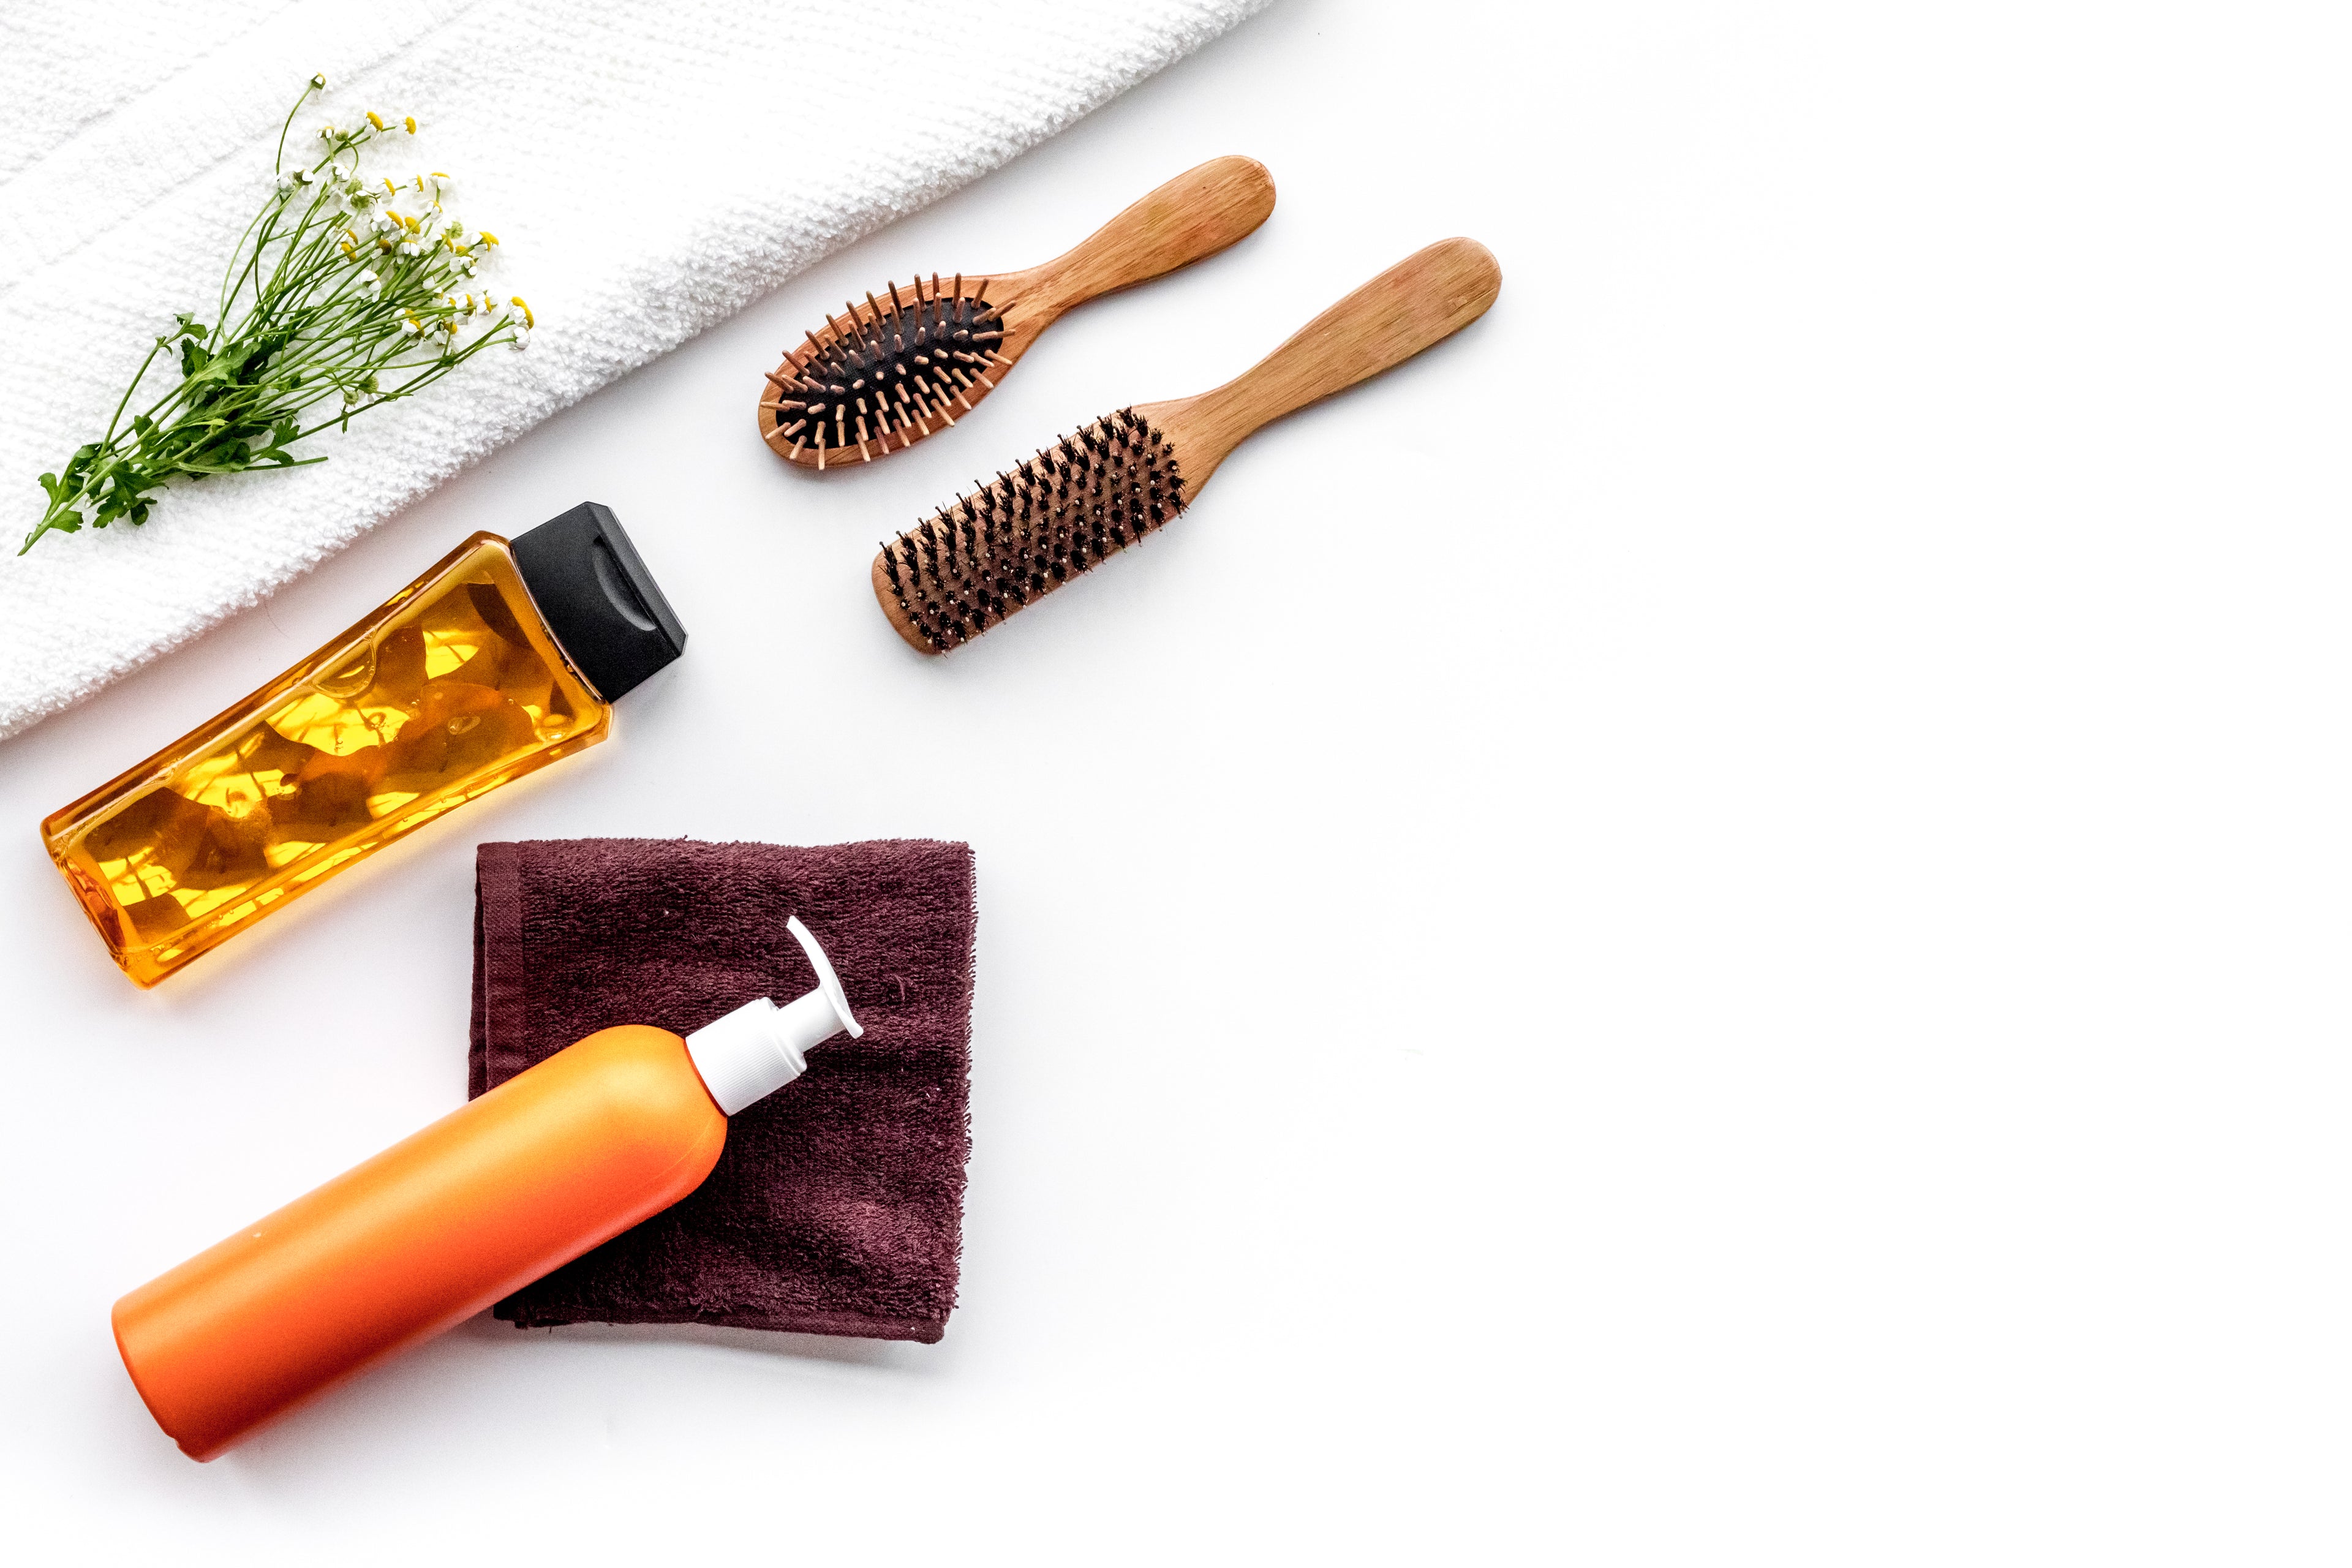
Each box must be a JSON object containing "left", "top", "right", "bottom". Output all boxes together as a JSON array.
[
  {"left": 1144, "top": 238, "right": 1502, "bottom": 492},
  {"left": 995, "top": 156, "right": 1276, "bottom": 327}
]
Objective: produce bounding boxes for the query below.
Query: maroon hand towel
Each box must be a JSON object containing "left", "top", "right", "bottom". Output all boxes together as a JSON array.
[{"left": 469, "top": 837, "right": 974, "bottom": 1343}]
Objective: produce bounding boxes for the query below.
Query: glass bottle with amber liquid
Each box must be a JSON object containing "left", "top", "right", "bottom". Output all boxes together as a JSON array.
[{"left": 42, "top": 503, "right": 685, "bottom": 986}]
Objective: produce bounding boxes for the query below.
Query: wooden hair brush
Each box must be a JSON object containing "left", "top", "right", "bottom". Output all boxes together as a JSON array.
[
  {"left": 760, "top": 156, "right": 1275, "bottom": 469},
  {"left": 871, "top": 236, "right": 1502, "bottom": 653}
]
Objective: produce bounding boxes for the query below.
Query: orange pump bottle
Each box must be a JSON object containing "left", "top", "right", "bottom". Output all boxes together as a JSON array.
[{"left": 111, "top": 918, "right": 861, "bottom": 1461}]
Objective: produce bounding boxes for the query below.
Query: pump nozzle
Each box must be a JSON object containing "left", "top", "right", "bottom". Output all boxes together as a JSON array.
[
  {"left": 785, "top": 914, "right": 861, "bottom": 1042},
  {"left": 685, "top": 916, "right": 864, "bottom": 1115}
]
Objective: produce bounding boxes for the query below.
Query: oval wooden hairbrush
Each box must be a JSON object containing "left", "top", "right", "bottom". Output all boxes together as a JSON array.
[
  {"left": 760, "top": 156, "right": 1275, "bottom": 470},
  {"left": 871, "top": 236, "right": 1502, "bottom": 653}
]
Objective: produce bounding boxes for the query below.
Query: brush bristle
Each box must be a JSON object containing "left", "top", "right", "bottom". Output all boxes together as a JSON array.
[
  {"left": 768, "top": 274, "right": 1007, "bottom": 463},
  {"left": 878, "top": 409, "right": 1185, "bottom": 650}
]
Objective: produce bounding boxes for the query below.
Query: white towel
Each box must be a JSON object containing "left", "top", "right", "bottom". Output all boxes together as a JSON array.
[{"left": 0, "top": 0, "right": 1270, "bottom": 742}]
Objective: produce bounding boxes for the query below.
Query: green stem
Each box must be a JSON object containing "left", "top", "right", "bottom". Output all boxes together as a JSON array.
[
  {"left": 98, "top": 340, "right": 164, "bottom": 450},
  {"left": 271, "top": 80, "right": 316, "bottom": 173}
]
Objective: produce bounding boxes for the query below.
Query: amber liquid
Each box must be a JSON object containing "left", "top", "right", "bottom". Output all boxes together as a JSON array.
[{"left": 42, "top": 533, "right": 610, "bottom": 987}]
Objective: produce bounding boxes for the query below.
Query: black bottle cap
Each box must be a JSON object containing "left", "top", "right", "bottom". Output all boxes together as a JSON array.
[{"left": 510, "top": 503, "right": 687, "bottom": 701}]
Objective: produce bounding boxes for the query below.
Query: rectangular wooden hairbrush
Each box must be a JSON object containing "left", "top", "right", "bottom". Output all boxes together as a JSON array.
[
  {"left": 761, "top": 156, "right": 1276, "bottom": 469},
  {"left": 870, "top": 236, "right": 1502, "bottom": 652}
]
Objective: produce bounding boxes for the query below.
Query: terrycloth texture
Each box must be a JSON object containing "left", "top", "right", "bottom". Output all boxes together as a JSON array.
[
  {"left": 471, "top": 837, "right": 976, "bottom": 1341},
  {"left": 0, "top": 0, "right": 1273, "bottom": 742}
]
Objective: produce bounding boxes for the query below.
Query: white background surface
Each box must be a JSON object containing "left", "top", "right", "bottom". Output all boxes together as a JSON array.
[{"left": 2, "top": 1, "right": 2348, "bottom": 1561}]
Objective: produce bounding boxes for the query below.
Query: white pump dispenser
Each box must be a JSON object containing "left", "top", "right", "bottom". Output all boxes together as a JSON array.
[{"left": 685, "top": 915, "right": 864, "bottom": 1114}]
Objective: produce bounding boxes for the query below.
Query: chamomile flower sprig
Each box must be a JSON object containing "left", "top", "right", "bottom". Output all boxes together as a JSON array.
[{"left": 21, "top": 75, "right": 533, "bottom": 554}]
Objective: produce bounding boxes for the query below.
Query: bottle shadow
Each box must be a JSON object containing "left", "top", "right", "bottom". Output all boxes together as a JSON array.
[
  {"left": 200, "top": 1306, "right": 957, "bottom": 1485},
  {"left": 456, "top": 1312, "right": 926, "bottom": 1368}
]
